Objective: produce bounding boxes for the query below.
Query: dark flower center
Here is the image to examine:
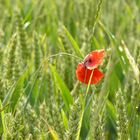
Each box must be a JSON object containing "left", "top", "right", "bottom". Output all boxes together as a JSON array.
[
  {"left": 83, "top": 58, "right": 92, "bottom": 68},
  {"left": 88, "top": 58, "right": 92, "bottom": 63}
]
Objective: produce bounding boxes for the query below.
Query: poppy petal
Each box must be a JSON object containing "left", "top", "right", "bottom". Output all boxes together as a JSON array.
[
  {"left": 92, "top": 68, "right": 104, "bottom": 84},
  {"left": 84, "top": 49, "right": 105, "bottom": 70},
  {"left": 76, "top": 63, "right": 104, "bottom": 84}
]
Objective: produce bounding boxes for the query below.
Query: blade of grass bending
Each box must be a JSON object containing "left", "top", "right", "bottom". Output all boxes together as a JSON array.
[
  {"left": 47, "top": 52, "right": 82, "bottom": 61},
  {"left": 63, "top": 25, "right": 83, "bottom": 58},
  {"left": 50, "top": 64, "right": 73, "bottom": 111}
]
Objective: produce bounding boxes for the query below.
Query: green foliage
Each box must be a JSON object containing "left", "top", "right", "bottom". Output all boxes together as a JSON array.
[
  {"left": 16, "top": 12, "right": 30, "bottom": 67},
  {"left": 4, "top": 33, "right": 17, "bottom": 82},
  {"left": 0, "top": 100, "right": 7, "bottom": 139},
  {"left": 33, "top": 33, "right": 41, "bottom": 71},
  {"left": 0, "top": 0, "right": 140, "bottom": 139},
  {"left": 116, "top": 89, "right": 129, "bottom": 140},
  {"left": 50, "top": 64, "right": 73, "bottom": 111},
  {"left": 65, "top": 98, "right": 82, "bottom": 140}
]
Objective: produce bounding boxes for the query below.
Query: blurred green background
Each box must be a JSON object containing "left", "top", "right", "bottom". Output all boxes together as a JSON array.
[{"left": 0, "top": 0, "right": 140, "bottom": 139}]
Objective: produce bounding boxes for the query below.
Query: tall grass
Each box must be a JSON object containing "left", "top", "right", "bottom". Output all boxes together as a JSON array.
[{"left": 0, "top": 0, "right": 140, "bottom": 139}]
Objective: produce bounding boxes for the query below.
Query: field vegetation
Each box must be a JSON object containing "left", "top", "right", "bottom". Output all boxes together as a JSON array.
[{"left": 0, "top": 0, "right": 140, "bottom": 139}]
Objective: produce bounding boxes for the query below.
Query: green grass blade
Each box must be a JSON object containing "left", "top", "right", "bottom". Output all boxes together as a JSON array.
[
  {"left": 2, "top": 83, "right": 16, "bottom": 107},
  {"left": 50, "top": 64, "right": 73, "bottom": 111},
  {"left": 98, "top": 21, "right": 117, "bottom": 44},
  {"left": 9, "top": 68, "right": 29, "bottom": 113},
  {"left": 76, "top": 108, "right": 84, "bottom": 140},
  {"left": 63, "top": 25, "right": 83, "bottom": 58},
  {"left": 61, "top": 109, "right": 68, "bottom": 129}
]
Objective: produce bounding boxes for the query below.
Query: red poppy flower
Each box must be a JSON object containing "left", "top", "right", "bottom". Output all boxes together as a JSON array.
[
  {"left": 84, "top": 49, "right": 105, "bottom": 69},
  {"left": 76, "top": 49, "right": 105, "bottom": 85}
]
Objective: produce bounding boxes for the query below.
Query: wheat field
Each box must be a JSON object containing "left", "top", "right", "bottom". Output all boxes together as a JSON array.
[{"left": 0, "top": 0, "right": 140, "bottom": 140}]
